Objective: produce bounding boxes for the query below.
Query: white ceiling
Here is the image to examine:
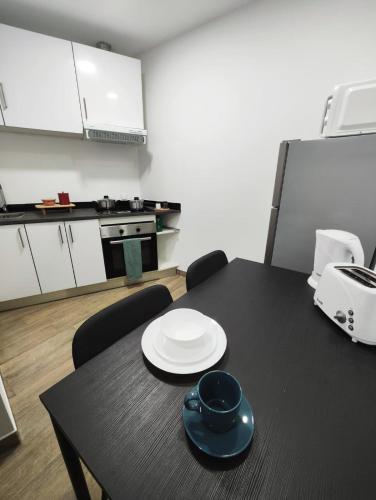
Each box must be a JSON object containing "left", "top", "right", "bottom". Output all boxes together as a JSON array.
[{"left": 0, "top": 0, "right": 251, "bottom": 56}]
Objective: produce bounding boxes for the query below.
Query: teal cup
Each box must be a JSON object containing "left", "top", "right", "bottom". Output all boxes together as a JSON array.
[{"left": 184, "top": 371, "right": 242, "bottom": 433}]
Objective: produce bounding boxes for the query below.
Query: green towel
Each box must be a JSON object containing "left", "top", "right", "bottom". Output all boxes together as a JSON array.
[{"left": 123, "top": 238, "right": 143, "bottom": 282}]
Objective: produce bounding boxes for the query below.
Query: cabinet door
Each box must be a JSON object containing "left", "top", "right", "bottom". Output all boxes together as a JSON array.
[
  {"left": 0, "top": 24, "right": 82, "bottom": 133},
  {"left": 25, "top": 222, "right": 76, "bottom": 293},
  {"left": 65, "top": 220, "right": 106, "bottom": 287},
  {"left": 0, "top": 225, "right": 41, "bottom": 301},
  {"left": 72, "top": 42, "right": 144, "bottom": 131}
]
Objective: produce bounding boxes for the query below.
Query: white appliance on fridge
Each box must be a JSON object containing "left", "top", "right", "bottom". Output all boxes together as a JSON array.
[
  {"left": 321, "top": 78, "right": 376, "bottom": 137},
  {"left": 308, "top": 229, "right": 364, "bottom": 289}
]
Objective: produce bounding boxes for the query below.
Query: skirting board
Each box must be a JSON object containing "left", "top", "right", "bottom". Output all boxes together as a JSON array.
[
  {"left": 0, "top": 266, "right": 177, "bottom": 312},
  {"left": 177, "top": 269, "right": 186, "bottom": 276}
]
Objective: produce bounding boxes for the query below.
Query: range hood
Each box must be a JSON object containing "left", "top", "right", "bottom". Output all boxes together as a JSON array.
[{"left": 84, "top": 124, "right": 147, "bottom": 145}]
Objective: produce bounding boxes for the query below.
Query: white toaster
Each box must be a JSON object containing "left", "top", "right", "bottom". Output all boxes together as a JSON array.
[{"left": 314, "top": 263, "right": 376, "bottom": 345}]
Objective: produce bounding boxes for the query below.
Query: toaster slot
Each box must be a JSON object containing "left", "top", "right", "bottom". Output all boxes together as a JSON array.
[{"left": 336, "top": 266, "right": 376, "bottom": 289}]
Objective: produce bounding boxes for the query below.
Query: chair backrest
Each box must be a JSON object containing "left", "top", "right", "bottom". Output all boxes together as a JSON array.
[
  {"left": 72, "top": 284, "right": 172, "bottom": 368},
  {"left": 186, "top": 250, "right": 228, "bottom": 291}
]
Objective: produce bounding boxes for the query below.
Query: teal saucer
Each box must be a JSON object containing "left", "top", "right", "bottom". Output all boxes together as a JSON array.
[{"left": 182, "top": 393, "right": 255, "bottom": 458}]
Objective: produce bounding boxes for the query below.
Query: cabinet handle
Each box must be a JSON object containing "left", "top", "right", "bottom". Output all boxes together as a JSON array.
[
  {"left": 110, "top": 237, "right": 151, "bottom": 245},
  {"left": 0, "top": 83, "right": 7, "bottom": 110},
  {"left": 69, "top": 225, "right": 74, "bottom": 243},
  {"left": 18, "top": 227, "right": 25, "bottom": 248},
  {"left": 58, "top": 225, "right": 64, "bottom": 244},
  {"left": 83, "top": 97, "right": 88, "bottom": 120}
]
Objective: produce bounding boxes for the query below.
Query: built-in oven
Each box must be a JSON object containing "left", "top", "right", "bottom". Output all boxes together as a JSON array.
[{"left": 100, "top": 220, "right": 158, "bottom": 279}]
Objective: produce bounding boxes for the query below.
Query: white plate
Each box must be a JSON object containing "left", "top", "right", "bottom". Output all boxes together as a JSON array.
[{"left": 141, "top": 316, "right": 227, "bottom": 374}]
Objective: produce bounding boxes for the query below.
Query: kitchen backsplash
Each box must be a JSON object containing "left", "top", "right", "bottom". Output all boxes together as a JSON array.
[{"left": 0, "top": 131, "right": 141, "bottom": 203}]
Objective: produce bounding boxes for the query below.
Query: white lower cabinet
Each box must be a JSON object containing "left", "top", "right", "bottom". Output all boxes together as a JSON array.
[
  {"left": 65, "top": 219, "right": 106, "bottom": 287},
  {"left": 25, "top": 222, "right": 76, "bottom": 294},
  {"left": 1, "top": 218, "right": 107, "bottom": 302},
  {"left": 0, "top": 225, "right": 41, "bottom": 301}
]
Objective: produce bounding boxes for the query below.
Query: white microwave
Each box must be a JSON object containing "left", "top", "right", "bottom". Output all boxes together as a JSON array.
[{"left": 321, "top": 78, "right": 376, "bottom": 137}]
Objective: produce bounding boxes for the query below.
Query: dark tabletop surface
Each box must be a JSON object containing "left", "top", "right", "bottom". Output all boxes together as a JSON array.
[
  {"left": 0, "top": 207, "right": 180, "bottom": 225},
  {"left": 40, "top": 259, "right": 376, "bottom": 499}
]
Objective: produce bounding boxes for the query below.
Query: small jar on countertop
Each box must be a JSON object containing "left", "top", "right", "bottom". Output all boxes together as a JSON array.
[{"left": 58, "top": 192, "right": 70, "bottom": 205}]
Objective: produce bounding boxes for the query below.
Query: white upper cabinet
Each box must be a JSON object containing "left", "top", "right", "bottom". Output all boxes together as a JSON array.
[
  {"left": 73, "top": 42, "right": 144, "bottom": 132},
  {"left": 0, "top": 24, "right": 82, "bottom": 134},
  {"left": 25, "top": 222, "right": 76, "bottom": 294},
  {"left": 65, "top": 220, "right": 106, "bottom": 287},
  {"left": 0, "top": 225, "right": 41, "bottom": 302}
]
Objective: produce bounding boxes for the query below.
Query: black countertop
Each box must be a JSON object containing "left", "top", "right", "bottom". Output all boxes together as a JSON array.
[{"left": 0, "top": 202, "right": 181, "bottom": 226}]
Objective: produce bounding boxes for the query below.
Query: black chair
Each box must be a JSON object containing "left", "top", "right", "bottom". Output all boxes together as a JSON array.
[
  {"left": 186, "top": 250, "right": 228, "bottom": 291},
  {"left": 72, "top": 284, "right": 173, "bottom": 369}
]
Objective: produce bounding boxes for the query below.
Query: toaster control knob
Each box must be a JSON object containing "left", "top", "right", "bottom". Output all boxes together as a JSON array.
[{"left": 334, "top": 311, "right": 346, "bottom": 324}]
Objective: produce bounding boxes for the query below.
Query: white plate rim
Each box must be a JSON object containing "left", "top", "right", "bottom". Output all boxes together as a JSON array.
[{"left": 141, "top": 316, "right": 227, "bottom": 374}]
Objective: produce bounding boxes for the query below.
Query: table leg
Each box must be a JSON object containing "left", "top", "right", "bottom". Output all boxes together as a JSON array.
[{"left": 51, "top": 417, "right": 91, "bottom": 500}]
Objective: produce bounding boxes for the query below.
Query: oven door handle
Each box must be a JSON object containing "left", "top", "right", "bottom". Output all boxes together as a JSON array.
[{"left": 109, "top": 237, "right": 152, "bottom": 245}]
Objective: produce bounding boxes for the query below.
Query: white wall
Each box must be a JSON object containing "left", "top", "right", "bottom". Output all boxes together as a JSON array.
[
  {"left": 0, "top": 132, "right": 141, "bottom": 203},
  {"left": 139, "top": 0, "right": 376, "bottom": 270}
]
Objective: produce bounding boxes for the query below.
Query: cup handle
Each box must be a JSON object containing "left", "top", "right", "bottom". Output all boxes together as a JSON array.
[{"left": 184, "top": 388, "right": 200, "bottom": 412}]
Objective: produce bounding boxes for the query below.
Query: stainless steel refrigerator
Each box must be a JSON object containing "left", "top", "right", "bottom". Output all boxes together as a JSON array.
[{"left": 265, "top": 133, "right": 376, "bottom": 273}]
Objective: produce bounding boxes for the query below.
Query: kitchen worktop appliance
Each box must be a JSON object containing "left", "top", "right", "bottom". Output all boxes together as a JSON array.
[
  {"left": 314, "top": 263, "right": 376, "bottom": 345},
  {"left": 96, "top": 207, "right": 131, "bottom": 215},
  {"left": 308, "top": 229, "right": 364, "bottom": 289}
]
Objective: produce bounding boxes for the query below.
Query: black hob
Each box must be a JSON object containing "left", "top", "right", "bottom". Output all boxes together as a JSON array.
[
  {"left": 95, "top": 209, "right": 132, "bottom": 215},
  {"left": 95, "top": 199, "right": 149, "bottom": 215}
]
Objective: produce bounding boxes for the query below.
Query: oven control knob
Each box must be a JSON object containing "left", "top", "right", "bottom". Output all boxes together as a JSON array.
[
  {"left": 334, "top": 311, "right": 346, "bottom": 324},
  {"left": 119, "top": 229, "right": 124, "bottom": 235},
  {"left": 136, "top": 227, "right": 141, "bottom": 233}
]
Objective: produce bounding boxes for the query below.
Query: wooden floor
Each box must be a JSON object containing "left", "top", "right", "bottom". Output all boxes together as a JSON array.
[{"left": 0, "top": 275, "right": 186, "bottom": 500}]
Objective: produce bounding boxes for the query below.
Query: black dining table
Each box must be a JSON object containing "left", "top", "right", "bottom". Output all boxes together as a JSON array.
[{"left": 40, "top": 259, "right": 376, "bottom": 499}]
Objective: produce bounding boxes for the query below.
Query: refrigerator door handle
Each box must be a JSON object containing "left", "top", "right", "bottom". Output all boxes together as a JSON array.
[
  {"left": 264, "top": 207, "right": 279, "bottom": 265},
  {"left": 272, "top": 141, "right": 291, "bottom": 208}
]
